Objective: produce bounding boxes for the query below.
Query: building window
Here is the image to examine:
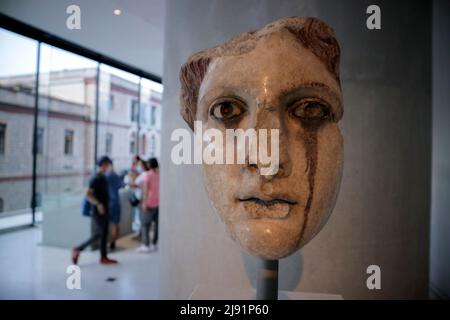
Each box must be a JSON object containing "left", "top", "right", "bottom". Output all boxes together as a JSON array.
[
  {"left": 130, "top": 100, "right": 139, "bottom": 122},
  {"left": 0, "top": 123, "right": 6, "bottom": 155},
  {"left": 130, "top": 132, "right": 136, "bottom": 155},
  {"left": 141, "top": 133, "right": 147, "bottom": 156},
  {"left": 140, "top": 104, "right": 147, "bottom": 124},
  {"left": 151, "top": 105, "right": 157, "bottom": 126},
  {"left": 0, "top": 198, "right": 3, "bottom": 213},
  {"left": 105, "top": 132, "right": 113, "bottom": 155},
  {"left": 36, "top": 127, "right": 44, "bottom": 155},
  {"left": 150, "top": 135, "right": 156, "bottom": 157},
  {"left": 108, "top": 94, "right": 115, "bottom": 110},
  {"left": 64, "top": 129, "right": 74, "bottom": 155}
]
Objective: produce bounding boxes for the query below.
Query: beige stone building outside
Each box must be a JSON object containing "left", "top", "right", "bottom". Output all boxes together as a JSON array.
[{"left": 0, "top": 68, "right": 162, "bottom": 215}]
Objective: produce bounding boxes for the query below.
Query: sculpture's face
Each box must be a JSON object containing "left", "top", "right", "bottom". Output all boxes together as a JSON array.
[{"left": 197, "top": 29, "right": 343, "bottom": 259}]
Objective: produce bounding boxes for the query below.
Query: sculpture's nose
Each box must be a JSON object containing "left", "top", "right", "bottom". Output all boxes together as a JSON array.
[{"left": 244, "top": 102, "right": 292, "bottom": 179}]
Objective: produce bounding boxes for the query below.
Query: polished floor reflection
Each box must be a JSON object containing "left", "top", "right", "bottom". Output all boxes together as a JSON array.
[{"left": 0, "top": 227, "right": 159, "bottom": 299}]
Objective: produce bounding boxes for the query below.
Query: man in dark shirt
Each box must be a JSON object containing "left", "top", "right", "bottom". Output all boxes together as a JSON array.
[{"left": 72, "top": 156, "right": 118, "bottom": 265}]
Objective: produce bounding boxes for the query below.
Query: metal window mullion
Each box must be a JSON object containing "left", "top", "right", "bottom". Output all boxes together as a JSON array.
[
  {"left": 94, "top": 63, "right": 100, "bottom": 172},
  {"left": 31, "top": 41, "right": 41, "bottom": 226},
  {"left": 136, "top": 78, "right": 142, "bottom": 156}
]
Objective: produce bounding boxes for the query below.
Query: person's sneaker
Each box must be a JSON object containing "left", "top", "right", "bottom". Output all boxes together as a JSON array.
[
  {"left": 100, "top": 257, "right": 118, "bottom": 265},
  {"left": 136, "top": 245, "right": 151, "bottom": 253},
  {"left": 71, "top": 248, "right": 80, "bottom": 265}
]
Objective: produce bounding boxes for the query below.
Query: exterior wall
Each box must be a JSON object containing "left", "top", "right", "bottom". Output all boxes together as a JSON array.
[
  {"left": 0, "top": 180, "right": 32, "bottom": 213},
  {"left": 0, "top": 109, "right": 34, "bottom": 178}
]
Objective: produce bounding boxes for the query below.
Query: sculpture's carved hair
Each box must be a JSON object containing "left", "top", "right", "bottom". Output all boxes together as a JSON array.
[{"left": 179, "top": 17, "right": 341, "bottom": 130}]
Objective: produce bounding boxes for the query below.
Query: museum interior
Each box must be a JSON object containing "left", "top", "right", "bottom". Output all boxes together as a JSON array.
[{"left": 0, "top": 0, "right": 449, "bottom": 300}]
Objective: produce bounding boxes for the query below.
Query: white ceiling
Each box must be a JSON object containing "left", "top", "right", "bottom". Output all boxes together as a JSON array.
[
  {"left": 110, "top": 0, "right": 165, "bottom": 28},
  {"left": 0, "top": 0, "right": 166, "bottom": 77}
]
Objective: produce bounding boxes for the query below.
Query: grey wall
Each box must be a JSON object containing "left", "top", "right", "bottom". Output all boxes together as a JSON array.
[
  {"left": 430, "top": 0, "right": 450, "bottom": 299},
  {"left": 160, "top": 0, "right": 432, "bottom": 299}
]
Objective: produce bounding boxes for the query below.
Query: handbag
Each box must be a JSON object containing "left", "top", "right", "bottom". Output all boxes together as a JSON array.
[
  {"left": 81, "top": 197, "right": 92, "bottom": 217},
  {"left": 128, "top": 192, "right": 140, "bottom": 207}
]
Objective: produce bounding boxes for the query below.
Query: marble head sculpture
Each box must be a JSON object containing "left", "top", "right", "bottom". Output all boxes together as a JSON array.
[{"left": 179, "top": 17, "right": 343, "bottom": 260}]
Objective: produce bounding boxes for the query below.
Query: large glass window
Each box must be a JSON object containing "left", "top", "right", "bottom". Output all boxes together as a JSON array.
[
  {"left": 0, "top": 27, "right": 162, "bottom": 233},
  {"left": 37, "top": 44, "right": 98, "bottom": 245},
  {"left": 0, "top": 28, "right": 38, "bottom": 229}
]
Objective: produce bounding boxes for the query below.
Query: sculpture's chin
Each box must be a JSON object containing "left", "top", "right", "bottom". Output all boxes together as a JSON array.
[{"left": 231, "top": 219, "right": 304, "bottom": 260}]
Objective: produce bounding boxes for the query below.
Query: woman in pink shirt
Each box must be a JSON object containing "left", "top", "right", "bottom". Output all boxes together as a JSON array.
[{"left": 137, "top": 158, "right": 160, "bottom": 253}]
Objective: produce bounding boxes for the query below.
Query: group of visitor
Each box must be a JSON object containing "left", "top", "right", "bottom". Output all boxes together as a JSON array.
[{"left": 71, "top": 155, "right": 160, "bottom": 265}]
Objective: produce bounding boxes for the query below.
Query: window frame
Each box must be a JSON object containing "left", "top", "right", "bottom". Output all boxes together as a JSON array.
[{"left": 0, "top": 14, "right": 162, "bottom": 228}]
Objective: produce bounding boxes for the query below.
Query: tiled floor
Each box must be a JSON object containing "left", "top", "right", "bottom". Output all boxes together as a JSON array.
[{"left": 0, "top": 226, "right": 160, "bottom": 299}]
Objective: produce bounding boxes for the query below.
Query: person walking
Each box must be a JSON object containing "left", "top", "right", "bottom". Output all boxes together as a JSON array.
[
  {"left": 72, "top": 156, "right": 118, "bottom": 265},
  {"left": 106, "top": 163, "right": 124, "bottom": 250},
  {"left": 137, "top": 158, "right": 160, "bottom": 253}
]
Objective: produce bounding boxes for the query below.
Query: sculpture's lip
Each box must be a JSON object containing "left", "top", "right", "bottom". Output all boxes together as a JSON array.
[
  {"left": 238, "top": 197, "right": 297, "bottom": 206},
  {"left": 238, "top": 196, "right": 297, "bottom": 220}
]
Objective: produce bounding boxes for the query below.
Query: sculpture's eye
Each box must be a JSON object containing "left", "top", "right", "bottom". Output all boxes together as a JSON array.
[
  {"left": 291, "top": 98, "right": 330, "bottom": 123},
  {"left": 210, "top": 99, "right": 245, "bottom": 122}
]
